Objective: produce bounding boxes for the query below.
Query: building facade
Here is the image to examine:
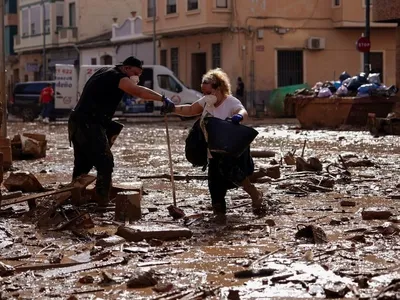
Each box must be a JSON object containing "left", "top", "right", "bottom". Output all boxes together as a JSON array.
[
  {"left": 13, "top": 0, "right": 142, "bottom": 82},
  {"left": 4, "top": 0, "right": 19, "bottom": 96},
  {"left": 142, "top": 0, "right": 397, "bottom": 115}
]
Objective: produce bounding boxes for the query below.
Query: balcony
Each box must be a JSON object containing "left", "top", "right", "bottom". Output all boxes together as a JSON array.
[
  {"left": 14, "top": 32, "right": 59, "bottom": 53},
  {"left": 373, "top": 0, "right": 400, "bottom": 22},
  {"left": 58, "top": 27, "right": 78, "bottom": 45},
  {"left": 142, "top": 1, "right": 231, "bottom": 37}
]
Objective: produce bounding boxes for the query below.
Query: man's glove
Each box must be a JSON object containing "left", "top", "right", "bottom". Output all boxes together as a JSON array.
[
  {"left": 231, "top": 114, "right": 243, "bottom": 125},
  {"left": 160, "top": 95, "right": 175, "bottom": 114}
]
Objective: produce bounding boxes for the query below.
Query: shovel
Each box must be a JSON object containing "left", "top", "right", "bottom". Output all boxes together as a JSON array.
[{"left": 164, "top": 115, "right": 185, "bottom": 219}]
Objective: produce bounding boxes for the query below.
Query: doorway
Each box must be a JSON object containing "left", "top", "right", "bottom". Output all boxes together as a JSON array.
[
  {"left": 370, "top": 52, "right": 384, "bottom": 83},
  {"left": 191, "top": 53, "right": 206, "bottom": 92},
  {"left": 277, "top": 50, "right": 304, "bottom": 87}
]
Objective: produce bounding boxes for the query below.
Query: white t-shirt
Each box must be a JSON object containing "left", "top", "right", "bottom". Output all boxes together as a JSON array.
[{"left": 196, "top": 95, "right": 244, "bottom": 120}]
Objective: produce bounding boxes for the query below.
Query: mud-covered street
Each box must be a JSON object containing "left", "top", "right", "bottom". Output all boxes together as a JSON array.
[{"left": 1, "top": 118, "right": 400, "bottom": 299}]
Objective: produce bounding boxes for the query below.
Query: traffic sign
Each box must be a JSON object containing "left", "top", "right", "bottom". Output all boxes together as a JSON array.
[{"left": 356, "top": 37, "right": 371, "bottom": 53}]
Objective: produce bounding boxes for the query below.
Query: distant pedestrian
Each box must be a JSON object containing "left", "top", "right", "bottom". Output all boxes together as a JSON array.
[
  {"left": 37, "top": 83, "right": 54, "bottom": 123},
  {"left": 236, "top": 77, "right": 245, "bottom": 103}
]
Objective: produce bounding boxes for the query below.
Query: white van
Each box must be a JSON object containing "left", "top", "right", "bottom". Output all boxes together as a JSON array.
[{"left": 77, "top": 64, "right": 203, "bottom": 115}]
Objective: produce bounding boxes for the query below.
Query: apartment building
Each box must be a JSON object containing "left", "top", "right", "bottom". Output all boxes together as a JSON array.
[
  {"left": 13, "top": 0, "right": 141, "bottom": 82},
  {"left": 142, "top": 0, "right": 397, "bottom": 115}
]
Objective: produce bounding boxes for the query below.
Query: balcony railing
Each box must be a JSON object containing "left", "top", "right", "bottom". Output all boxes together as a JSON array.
[{"left": 58, "top": 27, "right": 78, "bottom": 44}]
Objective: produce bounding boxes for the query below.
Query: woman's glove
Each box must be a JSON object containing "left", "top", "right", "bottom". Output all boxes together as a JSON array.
[
  {"left": 160, "top": 95, "right": 175, "bottom": 114},
  {"left": 231, "top": 114, "right": 243, "bottom": 124}
]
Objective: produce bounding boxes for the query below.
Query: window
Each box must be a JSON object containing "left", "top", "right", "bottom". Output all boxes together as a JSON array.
[
  {"left": 56, "top": 2, "right": 64, "bottom": 29},
  {"left": 44, "top": 20, "right": 50, "bottom": 33},
  {"left": 333, "top": 0, "right": 340, "bottom": 6},
  {"left": 44, "top": 3, "right": 50, "bottom": 33},
  {"left": 30, "top": 5, "right": 41, "bottom": 35},
  {"left": 216, "top": 0, "right": 228, "bottom": 8},
  {"left": 101, "top": 55, "right": 113, "bottom": 65},
  {"left": 171, "top": 48, "right": 179, "bottom": 77},
  {"left": 160, "top": 50, "right": 167, "bottom": 67},
  {"left": 167, "top": 0, "right": 177, "bottom": 14},
  {"left": 56, "top": 16, "right": 63, "bottom": 29},
  {"left": 69, "top": 3, "right": 76, "bottom": 27},
  {"left": 147, "top": 0, "right": 156, "bottom": 17},
  {"left": 212, "top": 43, "right": 221, "bottom": 68},
  {"left": 277, "top": 50, "right": 304, "bottom": 87},
  {"left": 188, "top": 0, "right": 199, "bottom": 10},
  {"left": 158, "top": 75, "right": 182, "bottom": 93},
  {"left": 91, "top": 58, "right": 97, "bottom": 65},
  {"left": 22, "top": 9, "right": 29, "bottom": 36}
]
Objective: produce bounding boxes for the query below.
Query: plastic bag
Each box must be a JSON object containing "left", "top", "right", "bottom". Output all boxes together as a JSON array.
[
  {"left": 358, "top": 83, "right": 379, "bottom": 94},
  {"left": 339, "top": 71, "right": 351, "bottom": 82},
  {"left": 347, "top": 76, "right": 363, "bottom": 91},
  {"left": 317, "top": 88, "right": 332, "bottom": 98},
  {"left": 368, "top": 73, "right": 381, "bottom": 85},
  {"left": 336, "top": 85, "right": 348, "bottom": 96}
]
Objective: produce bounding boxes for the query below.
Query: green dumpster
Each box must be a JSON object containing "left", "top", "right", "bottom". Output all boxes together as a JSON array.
[{"left": 268, "top": 84, "right": 309, "bottom": 117}]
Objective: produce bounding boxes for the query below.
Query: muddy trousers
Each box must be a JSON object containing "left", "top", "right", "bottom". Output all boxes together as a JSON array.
[
  {"left": 208, "top": 158, "right": 234, "bottom": 215},
  {"left": 207, "top": 149, "right": 256, "bottom": 215},
  {"left": 68, "top": 119, "right": 114, "bottom": 205}
]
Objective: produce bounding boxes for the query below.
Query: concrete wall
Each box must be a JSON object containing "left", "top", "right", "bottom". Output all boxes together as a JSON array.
[
  {"left": 116, "top": 41, "right": 153, "bottom": 65},
  {"left": 80, "top": 47, "right": 116, "bottom": 65}
]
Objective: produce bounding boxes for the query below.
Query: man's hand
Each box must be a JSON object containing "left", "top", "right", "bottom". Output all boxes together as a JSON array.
[
  {"left": 161, "top": 95, "right": 175, "bottom": 114},
  {"left": 231, "top": 114, "right": 243, "bottom": 124}
]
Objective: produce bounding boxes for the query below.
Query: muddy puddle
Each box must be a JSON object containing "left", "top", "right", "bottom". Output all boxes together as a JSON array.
[{"left": 1, "top": 119, "right": 400, "bottom": 299}]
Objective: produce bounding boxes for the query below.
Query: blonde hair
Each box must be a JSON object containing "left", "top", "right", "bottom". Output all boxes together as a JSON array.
[{"left": 202, "top": 68, "right": 232, "bottom": 97}]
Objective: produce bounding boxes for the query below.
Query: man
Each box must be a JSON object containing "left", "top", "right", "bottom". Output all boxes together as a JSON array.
[
  {"left": 38, "top": 83, "right": 54, "bottom": 123},
  {"left": 68, "top": 56, "right": 175, "bottom": 206},
  {"left": 235, "top": 77, "right": 245, "bottom": 103}
]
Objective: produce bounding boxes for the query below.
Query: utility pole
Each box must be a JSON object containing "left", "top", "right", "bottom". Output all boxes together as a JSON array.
[
  {"left": 42, "top": 0, "right": 46, "bottom": 80},
  {"left": 0, "top": 0, "right": 7, "bottom": 137},
  {"left": 152, "top": 0, "right": 156, "bottom": 64},
  {"left": 364, "top": 0, "right": 371, "bottom": 75}
]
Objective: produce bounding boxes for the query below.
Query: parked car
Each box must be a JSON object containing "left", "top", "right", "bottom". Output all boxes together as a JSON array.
[{"left": 8, "top": 81, "right": 58, "bottom": 122}]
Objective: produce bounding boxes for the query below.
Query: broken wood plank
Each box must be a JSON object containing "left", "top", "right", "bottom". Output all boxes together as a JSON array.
[
  {"left": 38, "top": 257, "right": 124, "bottom": 277},
  {"left": 116, "top": 224, "right": 192, "bottom": 242},
  {"left": 0, "top": 187, "right": 75, "bottom": 207},
  {"left": 138, "top": 174, "right": 208, "bottom": 181},
  {"left": 137, "top": 261, "right": 171, "bottom": 267},
  {"left": 250, "top": 150, "right": 276, "bottom": 158},
  {"left": 1, "top": 191, "right": 23, "bottom": 200},
  {"left": 15, "top": 262, "right": 82, "bottom": 273}
]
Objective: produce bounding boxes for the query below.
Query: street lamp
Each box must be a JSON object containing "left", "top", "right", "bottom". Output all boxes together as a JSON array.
[{"left": 0, "top": 0, "right": 7, "bottom": 137}]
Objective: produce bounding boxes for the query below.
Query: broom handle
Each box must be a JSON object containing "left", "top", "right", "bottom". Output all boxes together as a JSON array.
[{"left": 164, "top": 115, "right": 177, "bottom": 206}]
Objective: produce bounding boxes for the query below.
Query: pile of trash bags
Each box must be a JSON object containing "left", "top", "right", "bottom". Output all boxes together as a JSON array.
[{"left": 309, "top": 71, "right": 399, "bottom": 98}]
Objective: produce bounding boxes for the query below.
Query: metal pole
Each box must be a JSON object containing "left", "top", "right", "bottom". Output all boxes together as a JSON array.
[
  {"left": 152, "top": 0, "right": 156, "bottom": 64},
  {"left": 42, "top": 0, "right": 46, "bottom": 80},
  {"left": 0, "top": 0, "right": 7, "bottom": 137},
  {"left": 364, "top": 0, "right": 370, "bottom": 75}
]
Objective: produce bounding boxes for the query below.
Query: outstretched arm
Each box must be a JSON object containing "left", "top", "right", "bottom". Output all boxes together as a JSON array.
[
  {"left": 118, "top": 77, "right": 163, "bottom": 102},
  {"left": 173, "top": 102, "right": 203, "bottom": 116}
]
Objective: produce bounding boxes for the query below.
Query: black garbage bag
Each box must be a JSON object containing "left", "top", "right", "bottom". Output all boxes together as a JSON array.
[
  {"left": 339, "top": 71, "right": 351, "bottom": 82},
  {"left": 357, "top": 72, "right": 369, "bottom": 85},
  {"left": 346, "top": 76, "right": 363, "bottom": 92},
  {"left": 185, "top": 119, "right": 208, "bottom": 167},
  {"left": 204, "top": 117, "right": 259, "bottom": 158}
]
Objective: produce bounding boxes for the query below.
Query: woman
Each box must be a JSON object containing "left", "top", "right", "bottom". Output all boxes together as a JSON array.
[{"left": 171, "top": 68, "right": 265, "bottom": 222}]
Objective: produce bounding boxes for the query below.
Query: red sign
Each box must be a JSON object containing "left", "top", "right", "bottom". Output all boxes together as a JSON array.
[
  {"left": 255, "top": 45, "right": 264, "bottom": 52},
  {"left": 356, "top": 37, "right": 371, "bottom": 53}
]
